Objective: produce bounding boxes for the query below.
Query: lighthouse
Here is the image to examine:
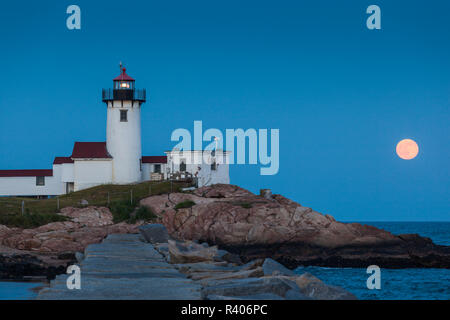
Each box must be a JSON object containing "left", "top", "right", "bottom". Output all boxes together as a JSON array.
[
  {"left": 102, "top": 66, "right": 146, "bottom": 184},
  {"left": 0, "top": 64, "right": 231, "bottom": 197}
]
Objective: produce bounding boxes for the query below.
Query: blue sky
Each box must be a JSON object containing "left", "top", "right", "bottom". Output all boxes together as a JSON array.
[{"left": 0, "top": 0, "right": 449, "bottom": 221}]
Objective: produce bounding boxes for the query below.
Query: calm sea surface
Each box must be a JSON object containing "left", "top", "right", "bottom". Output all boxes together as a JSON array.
[
  {"left": 1, "top": 222, "right": 449, "bottom": 300},
  {"left": 294, "top": 222, "right": 450, "bottom": 300},
  {"left": 0, "top": 281, "right": 43, "bottom": 300}
]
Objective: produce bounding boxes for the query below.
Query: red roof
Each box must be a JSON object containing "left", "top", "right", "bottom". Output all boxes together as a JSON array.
[
  {"left": 142, "top": 156, "right": 167, "bottom": 164},
  {"left": 113, "top": 68, "right": 135, "bottom": 81},
  {"left": 71, "top": 142, "right": 112, "bottom": 159},
  {"left": 53, "top": 157, "right": 74, "bottom": 165},
  {"left": 0, "top": 169, "right": 53, "bottom": 177}
]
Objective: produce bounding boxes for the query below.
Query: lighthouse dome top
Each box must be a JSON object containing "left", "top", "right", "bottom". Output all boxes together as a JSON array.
[{"left": 113, "top": 67, "right": 135, "bottom": 81}]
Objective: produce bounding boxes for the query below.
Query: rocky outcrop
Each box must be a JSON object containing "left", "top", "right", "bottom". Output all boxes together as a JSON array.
[
  {"left": 137, "top": 226, "right": 356, "bottom": 300},
  {"left": 0, "top": 207, "right": 142, "bottom": 279},
  {"left": 168, "top": 240, "right": 219, "bottom": 264},
  {"left": 0, "top": 245, "right": 71, "bottom": 280},
  {"left": 146, "top": 224, "right": 356, "bottom": 300},
  {"left": 141, "top": 184, "right": 450, "bottom": 269}
]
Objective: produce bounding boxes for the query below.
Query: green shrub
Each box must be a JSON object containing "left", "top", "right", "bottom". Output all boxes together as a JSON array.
[
  {"left": 109, "top": 200, "right": 136, "bottom": 223},
  {"left": 129, "top": 206, "right": 157, "bottom": 223},
  {"left": 174, "top": 200, "right": 196, "bottom": 210},
  {"left": 0, "top": 213, "right": 67, "bottom": 229},
  {"left": 240, "top": 203, "right": 252, "bottom": 209}
]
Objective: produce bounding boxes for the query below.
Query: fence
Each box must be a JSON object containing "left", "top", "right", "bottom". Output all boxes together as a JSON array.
[{"left": 0, "top": 179, "right": 192, "bottom": 216}]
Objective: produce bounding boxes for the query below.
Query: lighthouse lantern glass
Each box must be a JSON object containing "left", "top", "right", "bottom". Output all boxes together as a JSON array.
[{"left": 114, "top": 81, "right": 134, "bottom": 90}]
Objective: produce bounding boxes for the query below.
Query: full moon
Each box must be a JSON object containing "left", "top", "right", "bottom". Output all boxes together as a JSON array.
[{"left": 396, "top": 139, "right": 419, "bottom": 160}]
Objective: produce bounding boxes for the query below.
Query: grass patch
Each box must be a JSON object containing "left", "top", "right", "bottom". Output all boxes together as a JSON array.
[
  {"left": 0, "top": 180, "right": 192, "bottom": 228},
  {"left": 109, "top": 201, "right": 157, "bottom": 224},
  {"left": 174, "top": 200, "right": 196, "bottom": 210},
  {"left": 0, "top": 212, "right": 68, "bottom": 229},
  {"left": 129, "top": 206, "right": 157, "bottom": 224},
  {"left": 108, "top": 200, "right": 136, "bottom": 223},
  {"left": 231, "top": 201, "right": 253, "bottom": 209}
]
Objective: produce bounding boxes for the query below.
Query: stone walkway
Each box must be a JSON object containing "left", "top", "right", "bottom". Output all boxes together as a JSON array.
[{"left": 37, "top": 234, "right": 202, "bottom": 299}]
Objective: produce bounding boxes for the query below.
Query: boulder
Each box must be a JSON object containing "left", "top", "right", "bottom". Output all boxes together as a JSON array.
[
  {"left": 168, "top": 240, "right": 218, "bottom": 264},
  {"left": 240, "top": 259, "right": 264, "bottom": 271},
  {"left": 261, "top": 258, "right": 295, "bottom": 276},
  {"left": 193, "top": 184, "right": 254, "bottom": 198},
  {"left": 192, "top": 267, "right": 264, "bottom": 281},
  {"left": 214, "top": 249, "right": 242, "bottom": 264},
  {"left": 176, "top": 262, "right": 237, "bottom": 274},
  {"left": 292, "top": 273, "right": 357, "bottom": 300},
  {"left": 201, "top": 277, "right": 308, "bottom": 300},
  {"left": 139, "top": 224, "right": 169, "bottom": 244},
  {"left": 59, "top": 207, "right": 113, "bottom": 227},
  {"left": 154, "top": 243, "right": 170, "bottom": 260}
]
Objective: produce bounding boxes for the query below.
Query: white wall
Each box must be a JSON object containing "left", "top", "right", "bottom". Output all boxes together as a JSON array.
[
  {"left": 61, "top": 163, "right": 74, "bottom": 182},
  {"left": 0, "top": 166, "right": 65, "bottom": 197},
  {"left": 73, "top": 160, "right": 113, "bottom": 191},
  {"left": 165, "top": 150, "right": 230, "bottom": 187},
  {"left": 51, "top": 164, "right": 67, "bottom": 194},
  {"left": 106, "top": 100, "right": 142, "bottom": 183},
  {"left": 197, "top": 155, "right": 230, "bottom": 187}
]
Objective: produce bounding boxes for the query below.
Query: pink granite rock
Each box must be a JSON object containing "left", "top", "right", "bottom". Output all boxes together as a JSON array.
[
  {"left": 140, "top": 184, "right": 450, "bottom": 269},
  {"left": 0, "top": 207, "right": 142, "bottom": 255}
]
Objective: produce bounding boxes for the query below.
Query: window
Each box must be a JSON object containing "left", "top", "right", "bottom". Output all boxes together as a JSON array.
[
  {"left": 180, "top": 160, "right": 186, "bottom": 172},
  {"left": 154, "top": 164, "right": 161, "bottom": 173},
  {"left": 211, "top": 161, "right": 217, "bottom": 171},
  {"left": 120, "top": 110, "right": 128, "bottom": 122},
  {"left": 36, "top": 176, "right": 45, "bottom": 186},
  {"left": 114, "top": 81, "right": 133, "bottom": 90},
  {"left": 120, "top": 81, "right": 130, "bottom": 89}
]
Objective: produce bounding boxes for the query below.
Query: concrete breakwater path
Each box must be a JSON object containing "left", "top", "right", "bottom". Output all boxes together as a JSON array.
[
  {"left": 37, "top": 230, "right": 356, "bottom": 300},
  {"left": 37, "top": 234, "right": 202, "bottom": 299}
]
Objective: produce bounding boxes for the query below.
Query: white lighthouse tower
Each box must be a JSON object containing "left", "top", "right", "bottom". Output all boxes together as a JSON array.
[{"left": 102, "top": 65, "right": 146, "bottom": 184}]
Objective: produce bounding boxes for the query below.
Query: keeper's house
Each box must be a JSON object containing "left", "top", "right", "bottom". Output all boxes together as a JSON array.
[{"left": 0, "top": 67, "right": 230, "bottom": 197}]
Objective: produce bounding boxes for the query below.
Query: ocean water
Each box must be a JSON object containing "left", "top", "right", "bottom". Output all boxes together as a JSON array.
[
  {"left": 294, "top": 222, "right": 450, "bottom": 300},
  {"left": 0, "top": 222, "right": 449, "bottom": 300},
  {"left": 0, "top": 281, "right": 43, "bottom": 300}
]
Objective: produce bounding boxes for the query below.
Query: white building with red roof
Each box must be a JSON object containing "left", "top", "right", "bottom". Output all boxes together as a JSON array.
[{"left": 0, "top": 67, "right": 230, "bottom": 197}]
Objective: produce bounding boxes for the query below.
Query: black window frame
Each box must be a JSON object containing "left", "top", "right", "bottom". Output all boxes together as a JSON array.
[
  {"left": 36, "top": 176, "right": 45, "bottom": 186},
  {"left": 154, "top": 164, "right": 161, "bottom": 173},
  {"left": 179, "top": 160, "right": 186, "bottom": 172},
  {"left": 120, "top": 109, "right": 128, "bottom": 122}
]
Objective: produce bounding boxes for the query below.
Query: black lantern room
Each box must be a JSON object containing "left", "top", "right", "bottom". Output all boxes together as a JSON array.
[{"left": 102, "top": 66, "right": 146, "bottom": 103}]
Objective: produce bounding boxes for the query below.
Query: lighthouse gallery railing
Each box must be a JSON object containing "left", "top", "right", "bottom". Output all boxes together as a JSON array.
[{"left": 102, "top": 88, "right": 146, "bottom": 102}]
